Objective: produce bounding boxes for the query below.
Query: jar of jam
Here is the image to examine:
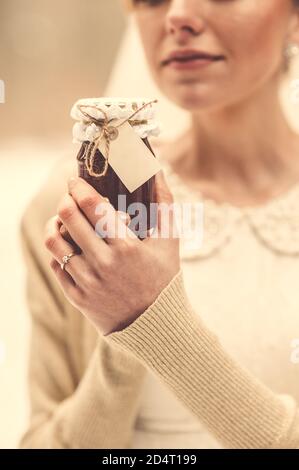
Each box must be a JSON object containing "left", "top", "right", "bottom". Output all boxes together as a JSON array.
[{"left": 70, "top": 97, "right": 161, "bottom": 240}]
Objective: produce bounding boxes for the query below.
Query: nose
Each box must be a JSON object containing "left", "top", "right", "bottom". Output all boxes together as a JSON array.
[{"left": 165, "top": 0, "right": 205, "bottom": 42}]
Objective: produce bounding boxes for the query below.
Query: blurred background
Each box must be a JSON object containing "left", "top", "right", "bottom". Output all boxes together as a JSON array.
[
  {"left": 0, "top": 0, "right": 128, "bottom": 448},
  {"left": 1, "top": 0, "right": 299, "bottom": 449}
]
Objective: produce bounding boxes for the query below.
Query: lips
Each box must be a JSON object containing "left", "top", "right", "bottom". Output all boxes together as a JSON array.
[{"left": 162, "top": 49, "right": 224, "bottom": 67}]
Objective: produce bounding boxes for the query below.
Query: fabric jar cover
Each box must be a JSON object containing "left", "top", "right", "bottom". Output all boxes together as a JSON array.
[{"left": 70, "top": 97, "right": 161, "bottom": 143}]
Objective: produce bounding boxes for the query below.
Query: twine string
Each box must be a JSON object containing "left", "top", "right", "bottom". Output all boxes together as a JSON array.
[{"left": 77, "top": 99, "right": 158, "bottom": 177}]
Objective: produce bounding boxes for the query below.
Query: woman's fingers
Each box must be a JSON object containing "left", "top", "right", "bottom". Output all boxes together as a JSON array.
[
  {"left": 45, "top": 215, "right": 91, "bottom": 286},
  {"left": 153, "top": 170, "right": 179, "bottom": 238},
  {"left": 59, "top": 210, "right": 130, "bottom": 250},
  {"left": 67, "top": 177, "right": 138, "bottom": 244},
  {"left": 49, "top": 257, "right": 84, "bottom": 306},
  {"left": 117, "top": 211, "right": 131, "bottom": 226},
  {"left": 59, "top": 224, "right": 82, "bottom": 253},
  {"left": 57, "top": 193, "right": 112, "bottom": 258}
]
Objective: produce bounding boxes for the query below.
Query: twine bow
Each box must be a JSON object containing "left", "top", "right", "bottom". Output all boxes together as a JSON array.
[{"left": 77, "top": 99, "right": 158, "bottom": 177}]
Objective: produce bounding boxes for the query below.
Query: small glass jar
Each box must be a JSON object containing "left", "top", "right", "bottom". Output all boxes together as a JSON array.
[{"left": 71, "top": 97, "right": 161, "bottom": 239}]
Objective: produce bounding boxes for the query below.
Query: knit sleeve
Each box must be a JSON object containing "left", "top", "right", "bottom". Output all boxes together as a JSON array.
[
  {"left": 104, "top": 269, "right": 299, "bottom": 449},
  {"left": 19, "top": 176, "right": 146, "bottom": 449}
]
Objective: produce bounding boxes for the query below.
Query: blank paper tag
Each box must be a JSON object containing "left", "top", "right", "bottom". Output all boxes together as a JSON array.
[{"left": 97, "top": 120, "right": 161, "bottom": 193}]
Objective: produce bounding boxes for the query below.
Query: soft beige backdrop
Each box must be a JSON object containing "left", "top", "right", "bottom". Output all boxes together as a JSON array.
[
  {"left": 0, "top": 0, "right": 126, "bottom": 448},
  {"left": 0, "top": 0, "right": 126, "bottom": 140},
  {"left": 1, "top": 7, "right": 299, "bottom": 448}
]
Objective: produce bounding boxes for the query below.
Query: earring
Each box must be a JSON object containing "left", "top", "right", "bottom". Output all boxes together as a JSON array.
[{"left": 284, "top": 43, "right": 299, "bottom": 61}]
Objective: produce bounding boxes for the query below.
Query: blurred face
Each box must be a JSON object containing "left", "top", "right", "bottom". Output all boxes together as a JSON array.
[{"left": 131, "top": 0, "right": 299, "bottom": 111}]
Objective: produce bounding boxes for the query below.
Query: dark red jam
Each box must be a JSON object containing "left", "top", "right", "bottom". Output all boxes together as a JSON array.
[{"left": 77, "top": 137, "right": 157, "bottom": 239}]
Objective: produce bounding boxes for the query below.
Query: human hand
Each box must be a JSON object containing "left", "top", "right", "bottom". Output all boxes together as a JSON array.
[{"left": 44, "top": 172, "right": 180, "bottom": 335}]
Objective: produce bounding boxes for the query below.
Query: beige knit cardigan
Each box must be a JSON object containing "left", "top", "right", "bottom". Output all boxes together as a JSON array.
[{"left": 19, "top": 156, "right": 299, "bottom": 449}]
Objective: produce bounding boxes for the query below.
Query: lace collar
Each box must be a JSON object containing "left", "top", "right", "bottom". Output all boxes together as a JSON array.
[{"left": 161, "top": 159, "right": 299, "bottom": 260}]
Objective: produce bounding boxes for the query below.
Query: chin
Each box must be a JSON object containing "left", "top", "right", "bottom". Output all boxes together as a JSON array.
[{"left": 164, "top": 83, "right": 225, "bottom": 112}]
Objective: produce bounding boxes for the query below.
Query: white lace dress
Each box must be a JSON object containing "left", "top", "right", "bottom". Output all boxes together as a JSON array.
[{"left": 131, "top": 159, "right": 299, "bottom": 449}]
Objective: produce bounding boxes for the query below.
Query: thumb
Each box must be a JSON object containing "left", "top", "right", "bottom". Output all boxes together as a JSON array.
[
  {"left": 154, "top": 170, "right": 177, "bottom": 237},
  {"left": 154, "top": 169, "right": 174, "bottom": 204}
]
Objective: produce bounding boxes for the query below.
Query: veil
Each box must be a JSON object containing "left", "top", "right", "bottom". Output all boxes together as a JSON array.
[
  {"left": 106, "top": 17, "right": 299, "bottom": 139},
  {"left": 105, "top": 17, "right": 190, "bottom": 141}
]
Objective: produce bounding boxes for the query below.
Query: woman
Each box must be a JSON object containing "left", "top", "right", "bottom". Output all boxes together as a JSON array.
[{"left": 20, "top": 0, "right": 299, "bottom": 448}]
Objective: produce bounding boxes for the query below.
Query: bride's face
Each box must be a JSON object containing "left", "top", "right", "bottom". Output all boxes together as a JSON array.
[{"left": 131, "top": 0, "right": 299, "bottom": 111}]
